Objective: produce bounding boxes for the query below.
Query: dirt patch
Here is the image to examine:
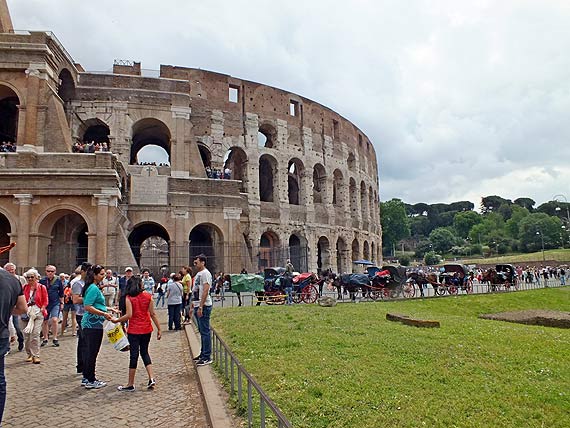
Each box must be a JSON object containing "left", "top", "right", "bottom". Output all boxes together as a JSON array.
[{"left": 479, "top": 309, "right": 570, "bottom": 328}]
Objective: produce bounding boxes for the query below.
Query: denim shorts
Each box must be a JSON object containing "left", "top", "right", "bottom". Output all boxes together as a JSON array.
[{"left": 47, "top": 305, "right": 61, "bottom": 319}]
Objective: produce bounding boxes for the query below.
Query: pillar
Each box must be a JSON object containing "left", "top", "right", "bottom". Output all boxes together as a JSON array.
[
  {"left": 93, "top": 194, "right": 110, "bottom": 264},
  {"left": 13, "top": 194, "right": 33, "bottom": 267}
]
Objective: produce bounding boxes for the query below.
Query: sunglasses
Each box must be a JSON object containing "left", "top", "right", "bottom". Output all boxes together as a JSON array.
[
  {"left": 46, "top": 270, "right": 55, "bottom": 273},
  {"left": 26, "top": 276, "right": 35, "bottom": 279}
]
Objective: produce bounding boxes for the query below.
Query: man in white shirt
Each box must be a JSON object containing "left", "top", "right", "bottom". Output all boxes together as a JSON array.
[
  {"left": 192, "top": 254, "right": 213, "bottom": 366},
  {"left": 101, "top": 270, "right": 118, "bottom": 307}
]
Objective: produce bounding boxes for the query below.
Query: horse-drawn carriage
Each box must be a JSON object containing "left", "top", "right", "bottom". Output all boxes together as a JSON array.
[
  {"left": 482, "top": 264, "right": 518, "bottom": 292},
  {"left": 407, "top": 263, "right": 472, "bottom": 296},
  {"left": 256, "top": 267, "right": 319, "bottom": 305},
  {"left": 367, "top": 265, "right": 411, "bottom": 299}
]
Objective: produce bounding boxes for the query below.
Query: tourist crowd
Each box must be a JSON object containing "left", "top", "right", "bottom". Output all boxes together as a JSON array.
[
  {"left": 72, "top": 141, "right": 110, "bottom": 153},
  {"left": 205, "top": 166, "right": 231, "bottom": 179},
  {"left": 0, "top": 141, "right": 16, "bottom": 152}
]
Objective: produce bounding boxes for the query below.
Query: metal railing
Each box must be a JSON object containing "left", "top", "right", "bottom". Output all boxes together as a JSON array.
[{"left": 212, "top": 329, "right": 292, "bottom": 428}]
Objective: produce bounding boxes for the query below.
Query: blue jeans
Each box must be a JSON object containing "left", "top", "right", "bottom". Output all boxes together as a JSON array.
[
  {"left": 285, "top": 287, "right": 293, "bottom": 305},
  {"left": 0, "top": 337, "right": 10, "bottom": 425},
  {"left": 168, "top": 304, "right": 181, "bottom": 330},
  {"left": 194, "top": 306, "right": 212, "bottom": 360},
  {"left": 156, "top": 294, "right": 165, "bottom": 307}
]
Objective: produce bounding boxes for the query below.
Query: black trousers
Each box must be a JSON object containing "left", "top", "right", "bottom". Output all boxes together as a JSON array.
[
  {"left": 127, "top": 333, "right": 152, "bottom": 369},
  {"left": 82, "top": 328, "right": 103, "bottom": 382},
  {"left": 75, "top": 315, "right": 85, "bottom": 373},
  {"left": 168, "top": 304, "right": 181, "bottom": 330}
]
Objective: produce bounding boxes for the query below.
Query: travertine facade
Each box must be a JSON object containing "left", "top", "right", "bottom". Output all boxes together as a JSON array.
[{"left": 0, "top": 1, "right": 382, "bottom": 274}]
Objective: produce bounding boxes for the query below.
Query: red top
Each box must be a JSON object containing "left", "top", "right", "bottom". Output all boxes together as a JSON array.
[
  {"left": 23, "top": 283, "right": 49, "bottom": 317},
  {"left": 126, "top": 292, "right": 153, "bottom": 335}
]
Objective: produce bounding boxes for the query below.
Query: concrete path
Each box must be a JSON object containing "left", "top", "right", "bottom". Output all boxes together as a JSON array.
[{"left": 3, "top": 310, "right": 210, "bottom": 428}]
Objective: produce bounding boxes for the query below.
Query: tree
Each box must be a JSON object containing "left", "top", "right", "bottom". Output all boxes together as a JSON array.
[
  {"left": 518, "top": 213, "right": 563, "bottom": 252},
  {"left": 380, "top": 199, "right": 410, "bottom": 253},
  {"left": 505, "top": 205, "right": 530, "bottom": 239},
  {"left": 481, "top": 195, "right": 511, "bottom": 214},
  {"left": 468, "top": 212, "right": 506, "bottom": 245},
  {"left": 453, "top": 211, "right": 482, "bottom": 238},
  {"left": 429, "top": 227, "right": 456, "bottom": 253},
  {"left": 424, "top": 251, "right": 440, "bottom": 265},
  {"left": 514, "top": 197, "right": 535, "bottom": 211}
]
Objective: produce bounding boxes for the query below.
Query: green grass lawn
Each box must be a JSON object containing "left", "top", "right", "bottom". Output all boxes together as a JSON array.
[
  {"left": 213, "top": 288, "right": 570, "bottom": 428},
  {"left": 459, "top": 248, "right": 570, "bottom": 265}
]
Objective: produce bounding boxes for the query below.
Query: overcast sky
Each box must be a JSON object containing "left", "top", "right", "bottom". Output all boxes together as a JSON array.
[{"left": 9, "top": 0, "right": 570, "bottom": 208}]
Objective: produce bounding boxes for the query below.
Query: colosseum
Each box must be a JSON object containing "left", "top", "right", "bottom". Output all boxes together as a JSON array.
[{"left": 0, "top": 1, "right": 382, "bottom": 275}]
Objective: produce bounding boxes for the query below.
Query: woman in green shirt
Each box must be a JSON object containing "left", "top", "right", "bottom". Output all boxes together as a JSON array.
[{"left": 81, "top": 265, "right": 114, "bottom": 389}]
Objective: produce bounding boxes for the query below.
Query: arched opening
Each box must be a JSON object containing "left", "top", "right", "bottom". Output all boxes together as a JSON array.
[
  {"left": 312, "top": 163, "right": 326, "bottom": 204},
  {"left": 347, "top": 152, "right": 356, "bottom": 171},
  {"left": 349, "top": 178, "right": 358, "bottom": 218},
  {"left": 78, "top": 118, "right": 110, "bottom": 152},
  {"left": 317, "top": 236, "right": 330, "bottom": 274},
  {"left": 0, "top": 85, "right": 20, "bottom": 150},
  {"left": 360, "top": 181, "right": 368, "bottom": 220},
  {"left": 368, "top": 186, "right": 375, "bottom": 221},
  {"left": 287, "top": 158, "right": 304, "bottom": 205},
  {"left": 258, "top": 123, "right": 276, "bottom": 148},
  {"left": 128, "top": 223, "right": 170, "bottom": 274},
  {"left": 332, "top": 169, "right": 344, "bottom": 206},
  {"left": 363, "top": 241, "right": 370, "bottom": 261},
  {"left": 259, "top": 154, "right": 277, "bottom": 203},
  {"left": 259, "top": 231, "right": 280, "bottom": 269},
  {"left": 38, "top": 210, "right": 89, "bottom": 274},
  {"left": 189, "top": 224, "right": 223, "bottom": 274},
  {"left": 336, "top": 237, "right": 347, "bottom": 274},
  {"left": 289, "top": 233, "right": 307, "bottom": 273},
  {"left": 198, "top": 144, "right": 211, "bottom": 169},
  {"left": 0, "top": 212, "right": 12, "bottom": 266},
  {"left": 57, "top": 68, "right": 75, "bottom": 116},
  {"left": 223, "top": 147, "right": 248, "bottom": 192},
  {"left": 130, "top": 118, "right": 171, "bottom": 165},
  {"left": 352, "top": 238, "right": 360, "bottom": 265}
]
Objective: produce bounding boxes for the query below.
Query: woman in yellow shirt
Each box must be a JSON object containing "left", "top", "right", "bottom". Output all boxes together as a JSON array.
[{"left": 181, "top": 266, "right": 192, "bottom": 324}]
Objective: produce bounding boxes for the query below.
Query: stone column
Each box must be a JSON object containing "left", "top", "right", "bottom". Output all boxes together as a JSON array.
[
  {"left": 171, "top": 106, "right": 192, "bottom": 178},
  {"left": 13, "top": 194, "right": 33, "bottom": 267},
  {"left": 93, "top": 194, "right": 110, "bottom": 264},
  {"left": 224, "top": 207, "right": 242, "bottom": 274},
  {"left": 22, "top": 67, "right": 42, "bottom": 148},
  {"left": 172, "top": 209, "right": 190, "bottom": 267}
]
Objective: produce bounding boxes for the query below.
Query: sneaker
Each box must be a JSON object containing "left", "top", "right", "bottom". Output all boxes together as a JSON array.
[
  {"left": 81, "top": 378, "right": 88, "bottom": 387},
  {"left": 192, "top": 355, "right": 202, "bottom": 361},
  {"left": 32, "top": 357, "right": 40, "bottom": 364},
  {"left": 26, "top": 355, "right": 33, "bottom": 362},
  {"left": 18, "top": 343, "right": 24, "bottom": 352},
  {"left": 117, "top": 385, "right": 135, "bottom": 392},
  {"left": 196, "top": 359, "right": 213, "bottom": 366},
  {"left": 52, "top": 339, "right": 59, "bottom": 347},
  {"left": 40, "top": 339, "right": 48, "bottom": 347},
  {"left": 147, "top": 378, "right": 156, "bottom": 389},
  {"left": 85, "top": 380, "right": 107, "bottom": 389}
]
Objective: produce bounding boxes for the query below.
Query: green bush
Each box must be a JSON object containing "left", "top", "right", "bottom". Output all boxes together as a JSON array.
[
  {"left": 424, "top": 251, "right": 440, "bottom": 265},
  {"left": 399, "top": 255, "right": 411, "bottom": 266}
]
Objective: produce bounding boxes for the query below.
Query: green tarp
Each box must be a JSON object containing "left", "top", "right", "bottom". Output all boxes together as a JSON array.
[{"left": 230, "top": 274, "right": 265, "bottom": 292}]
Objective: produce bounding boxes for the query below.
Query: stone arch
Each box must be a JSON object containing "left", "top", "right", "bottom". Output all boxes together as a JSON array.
[
  {"left": 198, "top": 143, "right": 211, "bottom": 169},
  {"left": 0, "top": 211, "right": 13, "bottom": 266},
  {"left": 130, "top": 118, "right": 171, "bottom": 165},
  {"left": 224, "top": 147, "right": 248, "bottom": 192},
  {"left": 312, "top": 163, "right": 327, "bottom": 204},
  {"left": 289, "top": 232, "right": 307, "bottom": 273},
  {"left": 363, "top": 240, "right": 370, "bottom": 261},
  {"left": 317, "top": 236, "right": 331, "bottom": 274},
  {"left": 336, "top": 236, "right": 348, "bottom": 274},
  {"left": 259, "top": 230, "right": 281, "bottom": 269},
  {"left": 79, "top": 118, "right": 110, "bottom": 145},
  {"left": 332, "top": 169, "right": 345, "bottom": 206},
  {"left": 0, "top": 84, "right": 20, "bottom": 146},
  {"left": 189, "top": 223, "right": 224, "bottom": 274},
  {"left": 360, "top": 181, "right": 368, "bottom": 220},
  {"left": 258, "top": 122, "right": 277, "bottom": 148},
  {"left": 36, "top": 208, "right": 91, "bottom": 274},
  {"left": 352, "top": 238, "right": 360, "bottom": 264},
  {"left": 259, "top": 154, "right": 278, "bottom": 202},
  {"left": 349, "top": 178, "right": 358, "bottom": 218},
  {"left": 128, "top": 222, "right": 170, "bottom": 272},
  {"left": 57, "top": 68, "right": 76, "bottom": 106},
  {"left": 287, "top": 158, "right": 304, "bottom": 205}
]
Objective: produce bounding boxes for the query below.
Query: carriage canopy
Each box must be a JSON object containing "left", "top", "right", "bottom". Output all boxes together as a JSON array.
[
  {"left": 441, "top": 263, "right": 469, "bottom": 278},
  {"left": 230, "top": 274, "right": 265, "bottom": 292}
]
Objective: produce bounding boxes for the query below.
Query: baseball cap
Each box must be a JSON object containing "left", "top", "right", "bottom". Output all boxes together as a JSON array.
[{"left": 125, "top": 267, "right": 133, "bottom": 272}]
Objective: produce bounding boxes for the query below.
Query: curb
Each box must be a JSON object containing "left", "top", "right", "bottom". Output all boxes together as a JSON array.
[{"left": 183, "top": 324, "right": 235, "bottom": 428}]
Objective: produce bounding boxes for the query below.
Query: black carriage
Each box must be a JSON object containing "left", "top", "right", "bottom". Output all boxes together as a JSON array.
[
  {"left": 492, "top": 264, "right": 518, "bottom": 291},
  {"left": 256, "top": 267, "right": 286, "bottom": 305},
  {"left": 438, "top": 263, "right": 472, "bottom": 295},
  {"left": 367, "top": 265, "right": 410, "bottom": 299}
]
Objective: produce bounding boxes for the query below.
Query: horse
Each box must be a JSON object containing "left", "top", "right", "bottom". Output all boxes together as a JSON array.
[
  {"left": 481, "top": 268, "right": 511, "bottom": 292},
  {"left": 331, "top": 273, "right": 371, "bottom": 301}
]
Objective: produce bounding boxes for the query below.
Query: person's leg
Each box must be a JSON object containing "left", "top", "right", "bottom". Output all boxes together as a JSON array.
[
  {"left": 41, "top": 317, "right": 49, "bottom": 345},
  {"left": 167, "top": 305, "right": 174, "bottom": 330},
  {"left": 71, "top": 310, "right": 77, "bottom": 335},
  {"left": 174, "top": 303, "right": 181, "bottom": 329},
  {"left": 30, "top": 317, "right": 43, "bottom": 358},
  {"left": 124, "top": 333, "right": 140, "bottom": 387},
  {"left": 12, "top": 315, "right": 24, "bottom": 351},
  {"left": 61, "top": 309, "right": 69, "bottom": 335},
  {"left": 0, "top": 338, "right": 10, "bottom": 425},
  {"left": 51, "top": 306, "right": 60, "bottom": 342},
  {"left": 83, "top": 328, "right": 104, "bottom": 382},
  {"left": 76, "top": 315, "right": 85, "bottom": 373},
  {"left": 138, "top": 333, "right": 155, "bottom": 383},
  {"left": 199, "top": 306, "right": 212, "bottom": 361}
]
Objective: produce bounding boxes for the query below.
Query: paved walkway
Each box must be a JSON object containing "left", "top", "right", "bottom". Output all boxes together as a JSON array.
[{"left": 3, "top": 310, "right": 210, "bottom": 427}]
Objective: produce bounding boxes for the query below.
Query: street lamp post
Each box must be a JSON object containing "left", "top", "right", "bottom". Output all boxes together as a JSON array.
[
  {"left": 536, "top": 231, "right": 545, "bottom": 262},
  {"left": 553, "top": 194, "right": 570, "bottom": 225}
]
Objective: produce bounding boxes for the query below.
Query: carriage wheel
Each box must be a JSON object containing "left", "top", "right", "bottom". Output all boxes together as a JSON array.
[
  {"left": 382, "top": 288, "right": 391, "bottom": 299},
  {"left": 301, "top": 285, "right": 319, "bottom": 304},
  {"left": 390, "top": 288, "right": 400, "bottom": 299},
  {"left": 448, "top": 285, "right": 458, "bottom": 295},
  {"left": 369, "top": 290, "right": 381, "bottom": 301},
  {"left": 402, "top": 282, "right": 415, "bottom": 298},
  {"left": 292, "top": 291, "right": 302, "bottom": 304},
  {"left": 434, "top": 285, "right": 446, "bottom": 296}
]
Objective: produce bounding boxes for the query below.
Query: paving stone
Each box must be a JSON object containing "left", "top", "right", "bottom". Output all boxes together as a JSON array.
[{"left": 3, "top": 311, "right": 210, "bottom": 427}]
